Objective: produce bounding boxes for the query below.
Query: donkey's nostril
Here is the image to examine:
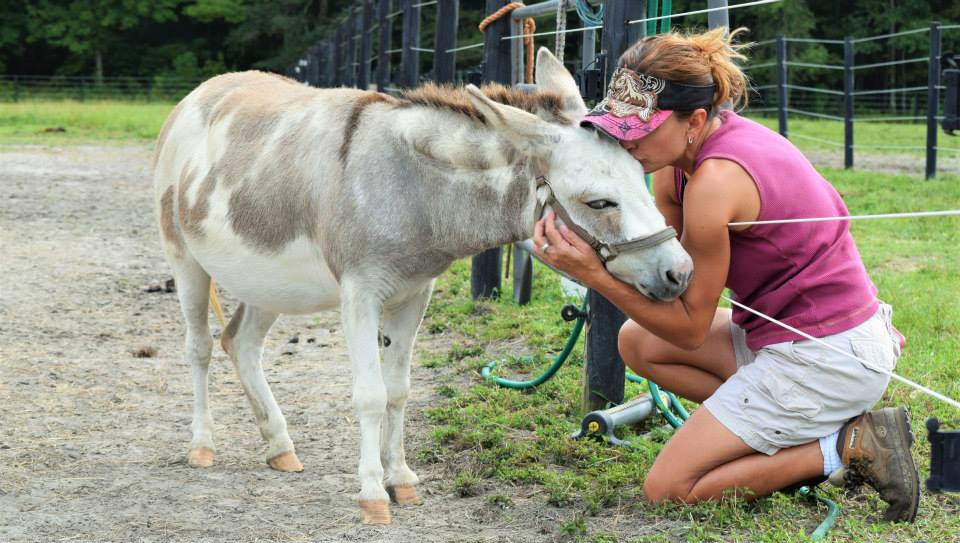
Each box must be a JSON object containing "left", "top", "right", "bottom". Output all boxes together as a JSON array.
[{"left": 665, "top": 269, "right": 682, "bottom": 286}]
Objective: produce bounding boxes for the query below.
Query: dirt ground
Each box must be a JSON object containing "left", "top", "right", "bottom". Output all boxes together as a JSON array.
[
  {"left": 0, "top": 144, "right": 951, "bottom": 543},
  {"left": 0, "top": 144, "right": 679, "bottom": 543}
]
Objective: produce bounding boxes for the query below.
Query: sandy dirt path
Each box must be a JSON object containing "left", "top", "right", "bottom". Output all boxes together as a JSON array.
[{"left": 0, "top": 145, "right": 596, "bottom": 543}]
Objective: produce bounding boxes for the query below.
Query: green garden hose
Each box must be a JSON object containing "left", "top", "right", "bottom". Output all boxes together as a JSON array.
[
  {"left": 799, "top": 486, "right": 840, "bottom": 541},
  {"left": 481, "top": 300, "right": 588, "bottom": 389}
]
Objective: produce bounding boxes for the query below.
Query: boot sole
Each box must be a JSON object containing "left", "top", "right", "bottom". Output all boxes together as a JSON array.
[{"left": 882, "top": 406, "right": 920, "bottom": 523}]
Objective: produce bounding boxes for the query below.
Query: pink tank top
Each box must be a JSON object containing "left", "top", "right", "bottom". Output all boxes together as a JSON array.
[{"left": 675, "top": 110, "right": 878, "bottom": 350}]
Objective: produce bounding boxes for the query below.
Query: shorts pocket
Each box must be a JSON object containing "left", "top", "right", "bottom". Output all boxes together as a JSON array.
[
  {"left": 849, "top": 337, "right": 897, "bottom": 375},
  {"left": 754, "top": 369, "right": 823, "bottom": 420}
]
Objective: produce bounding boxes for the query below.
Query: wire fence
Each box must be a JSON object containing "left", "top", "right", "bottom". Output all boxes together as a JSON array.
[
  {"left": 741, "top": 23, "right": 960, "bottom": 178},
  {"left": 0, "top": 75, "right": 203, "bottom": 102}
]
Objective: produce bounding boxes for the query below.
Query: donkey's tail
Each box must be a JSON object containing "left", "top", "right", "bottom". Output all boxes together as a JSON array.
[{"left": 209, "top": 280, "right": 227, "bottom": 329}]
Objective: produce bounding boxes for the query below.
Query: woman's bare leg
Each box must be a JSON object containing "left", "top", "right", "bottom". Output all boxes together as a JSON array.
[
  {"left": 619, "top": 308, "right": 824, "bottom": 502},
  {"left": 618, "top": 308, "right": 739, "bottom": 403},
  {"left": 644, "top": 408, "right": 824, "bottom": 502}
]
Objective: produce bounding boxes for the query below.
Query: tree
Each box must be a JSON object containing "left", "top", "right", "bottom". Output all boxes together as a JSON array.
[{"left": 26, "top": 0, "right": 180, "bottom": 81}]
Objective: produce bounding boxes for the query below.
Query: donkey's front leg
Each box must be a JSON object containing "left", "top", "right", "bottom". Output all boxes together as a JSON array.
[
  {"left": 341, "top": 279, "right": 390, "bottom": 524},
  {"left": 380, "top": 282, "right": 433, "bottom": 506}
]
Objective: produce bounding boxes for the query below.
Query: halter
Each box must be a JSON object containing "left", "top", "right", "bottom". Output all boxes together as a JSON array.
[{"left": 533, "top": 176, "right": 677, "bottom": 263}]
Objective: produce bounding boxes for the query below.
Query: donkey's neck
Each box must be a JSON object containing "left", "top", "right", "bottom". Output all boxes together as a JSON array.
[
  {"left": 392, "top": 107, "right": 542, "bottom": 258},
  {"left": 423, "top": 158, "right": 540, "bottom": 259}
]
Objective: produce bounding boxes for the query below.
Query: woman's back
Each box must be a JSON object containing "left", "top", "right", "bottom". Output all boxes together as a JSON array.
[{"left": 676, "top": 110, "right": 878, "bottom": 349}]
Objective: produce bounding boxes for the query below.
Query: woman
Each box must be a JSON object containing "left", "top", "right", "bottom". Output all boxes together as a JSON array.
[{"left": 533, "top": 27, "right": 919, "bottom": 523}]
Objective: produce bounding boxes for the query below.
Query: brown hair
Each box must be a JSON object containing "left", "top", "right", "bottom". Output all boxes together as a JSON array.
[{"left": 618, "top": 27, "right": 751, "bottom": 114}]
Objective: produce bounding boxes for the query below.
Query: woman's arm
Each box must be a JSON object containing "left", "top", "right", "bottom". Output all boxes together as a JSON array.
[
  {"left": 651, "top": 167, "right": 684, "bottom": 238},
  {"left": 535, "top": 159, "right": 759, "bottom": 350}
]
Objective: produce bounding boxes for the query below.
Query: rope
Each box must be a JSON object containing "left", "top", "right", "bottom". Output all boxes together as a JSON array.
[
  {"left": 554, "top": 0, "right": 566, "bottom": 63},
  {"left": 723, "top": 296, "right": 960, "bottom": 411},
  {"left": 479, "top": 2, "right": 536, "bottom": 84},
  {"left": 728, "top": 209, "right": 960, "bottom": 226},
  {"left": 574, "top": 0, "right": 604, "bottom": 27}
]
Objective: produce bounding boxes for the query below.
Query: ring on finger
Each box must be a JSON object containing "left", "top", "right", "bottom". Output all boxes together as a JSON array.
[{"left": 540, "top": 242, "right": 551, "bottom": 253}]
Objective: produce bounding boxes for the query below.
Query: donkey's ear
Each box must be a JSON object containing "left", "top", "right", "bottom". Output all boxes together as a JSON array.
[
  {"left": 465, "top": 84, "right": 563, "bottom": 157},
  {"left": 535, "top": 47, "right": 587, "bottom": 119}
]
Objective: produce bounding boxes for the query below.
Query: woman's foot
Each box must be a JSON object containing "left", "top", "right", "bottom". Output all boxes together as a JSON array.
[{"left": 834, "top": 406, "right": 920, "bottom": 522}]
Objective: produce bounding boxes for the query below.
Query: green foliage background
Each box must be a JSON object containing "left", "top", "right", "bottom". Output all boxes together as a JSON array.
[{"left": 2, "top": 1, "right": 959, "bottom": 84}]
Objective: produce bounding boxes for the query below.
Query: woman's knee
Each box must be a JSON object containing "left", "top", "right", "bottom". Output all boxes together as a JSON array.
[
  {"left": 618, "top": 320, "right": 653, "bottom": 368},
  {"left": 642, "top": 464, "right": 690, "bottom": 504}
]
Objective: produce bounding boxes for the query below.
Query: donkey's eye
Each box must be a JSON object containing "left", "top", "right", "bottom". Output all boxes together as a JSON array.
[{"left": 586, "top": 199, "right": 618, "bottom": 210}]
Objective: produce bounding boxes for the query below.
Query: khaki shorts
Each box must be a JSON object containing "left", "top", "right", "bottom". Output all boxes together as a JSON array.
[{"left": 703, "top": 304, "right": 901, "bottom": 455}]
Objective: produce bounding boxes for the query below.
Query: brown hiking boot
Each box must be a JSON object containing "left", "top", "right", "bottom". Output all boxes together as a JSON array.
[{"left": 833, "top": 406, "right": 920, "bottom": 522}]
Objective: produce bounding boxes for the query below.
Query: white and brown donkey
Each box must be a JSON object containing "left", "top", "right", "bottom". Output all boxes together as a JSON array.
[{"left": 153, "top": 48, "right": 692, "bottom": 524}]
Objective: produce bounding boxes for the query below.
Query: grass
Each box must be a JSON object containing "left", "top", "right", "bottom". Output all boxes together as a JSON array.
[
  {"left": 419, "top": 168, "right": 960, "bottom": 542},
  {"left": 0, "top": 100, "right": 172, "bottom": 144},
  {"left": 2, "top": 100, "right": 957, "bottom": 540},
  {"left": 747, "top": 115, "right": 960, "bottom": 158}
]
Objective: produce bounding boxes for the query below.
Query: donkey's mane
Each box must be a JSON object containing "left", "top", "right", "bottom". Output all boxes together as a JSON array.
[{"left": 399, "top": 83, "right": 573, "bottom": 126}]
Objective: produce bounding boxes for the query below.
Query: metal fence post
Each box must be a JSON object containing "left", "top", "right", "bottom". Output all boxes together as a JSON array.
[
  {"left": 470, "top": 0, "right": 513, "bottom": 301},
  {"left": 433, "top": 0, "right": 459, "bottom": 84},
  {"left": 401, "top": 0, "right": 421, "bottom": 87},
  {"left": 345, "top": 9, "right": 358, "bottom": 87},
  {"left": 324, "top": 39, "right": 335, "bottom": 87},
  {"left": 776, "top": 35, "right": 788, "bottom": 138},
  {"left": 707, "top": 0, "right": 729, "bottom": 30},
  {"left": 582, "top": 1, "right": 647, "bottom": 413},
  {"left": 359, "top": 1, "right": 374, "bottom": 89},
  {"left": 926, "top": 21, "right": 941, "bottom": 180},
  {"left": 601, "top": 1, "right": 647, "bottom": 85},
  {"left": 844, "top": 36, "right": 854, "bottom": 169},
  {"left": 333, "top": 27, "right": 343, "bottom": 87},
  {"left": 377, "top": 0, "right": 392, "bottom": 91}
]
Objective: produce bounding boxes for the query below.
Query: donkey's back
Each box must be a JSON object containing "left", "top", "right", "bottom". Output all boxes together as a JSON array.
[{"left": 154, "top": 71, "right": 373, "bottom": 314}]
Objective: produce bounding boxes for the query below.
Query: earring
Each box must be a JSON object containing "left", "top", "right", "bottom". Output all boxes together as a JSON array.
[{"left": 687, "top": 136, "right": 694, "bottom": 145}]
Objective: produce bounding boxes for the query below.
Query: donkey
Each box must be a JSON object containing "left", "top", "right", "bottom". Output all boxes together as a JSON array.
[{"left": 153, "top": 48, "right": 692, "bottom": 524}]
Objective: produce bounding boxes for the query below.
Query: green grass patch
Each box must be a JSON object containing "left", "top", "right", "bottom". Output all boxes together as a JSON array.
[
  {"left": 0, "top": 100, "right": 174, "bottom": 144},
  {"left": 748, "top": 115, "right": 960, "bottom": 158},
  {"left": 420, "top": 168, "right": 960, "bottom": 541}
]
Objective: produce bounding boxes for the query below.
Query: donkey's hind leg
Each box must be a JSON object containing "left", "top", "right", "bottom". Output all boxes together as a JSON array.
[
  {"left": 380, "top": 282, "right": 433, "bottom": 506},
  {"left": 220, "top": 303, "right": 301, "bottom": 472},
  {"left": 170, "top": 256, "right": 217, "bottom": 468}
]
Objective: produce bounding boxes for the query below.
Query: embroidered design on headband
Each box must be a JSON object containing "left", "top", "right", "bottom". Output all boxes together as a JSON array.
[{"left": 596, "top": 68, "right": 666, "bottom": 121}]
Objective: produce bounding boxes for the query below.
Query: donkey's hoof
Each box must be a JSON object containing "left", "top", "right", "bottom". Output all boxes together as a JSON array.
[
  {"left": 267, "top": 451, "right": 303, "bottom": 472},
  {"left": 388, "top": 485, "right": 423, "bottom": 505},
  {"left": 359, "top": 500, "right": 391, "bottom": 524},
  {"left": 187, "top": 447, "right": 215, "bottom": 468}
]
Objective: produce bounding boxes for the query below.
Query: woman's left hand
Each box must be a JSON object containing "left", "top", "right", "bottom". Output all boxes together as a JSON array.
[{"left": 532, "top": 210, "right": 608, "bottom": 287}]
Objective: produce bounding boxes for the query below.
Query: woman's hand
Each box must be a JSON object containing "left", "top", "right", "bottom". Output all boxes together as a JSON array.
[{"left": 532, "top": 210, "right": 608, "bottom": 288}]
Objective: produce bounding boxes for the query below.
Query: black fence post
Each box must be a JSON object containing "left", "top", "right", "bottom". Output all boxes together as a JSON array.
[
  {"left": 377, "top": 0, "right": 392, "bottom": 91},
  {"left": 776, "top": 35, "right": 788, "bottom": 138},
  {"left": 433, "top": 0, "right": 459, "bottom": 84},
  {"left": 844, "top": 36, "right": 854, "bottom": 169},
  {"left": 324, "top": 39, "right": 335, "bottom": 87},
  {"left": 600, "top": 1, "right": 647, "bottom": 85},
  {"left": 345, "top": 9, "right": 358, "bottom": 87},
  {"left": 307, "top": 45, "right": 321, "bottom": 87},
  {"left": 333, "top": 27, "right": 343, "bottom": 87},
  {"left": 401, "top": 0, "right": 421, "bottom": 87},
  {"left": 582, "top": 1, "right": 646, "bottom": 413},
  {"left": 359, "top": 1, "right": 374, "bottom": 89},
  {"left": 926, "top": 22, "right": 941, "bottom": 180},
  {"left": 470, "top": 0, "right": 513, "bottom": 301}
]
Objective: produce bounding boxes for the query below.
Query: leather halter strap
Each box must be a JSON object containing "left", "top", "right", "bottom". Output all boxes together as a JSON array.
[{"left": 534, "top": 176, "right": 677, "bottom": 263}]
